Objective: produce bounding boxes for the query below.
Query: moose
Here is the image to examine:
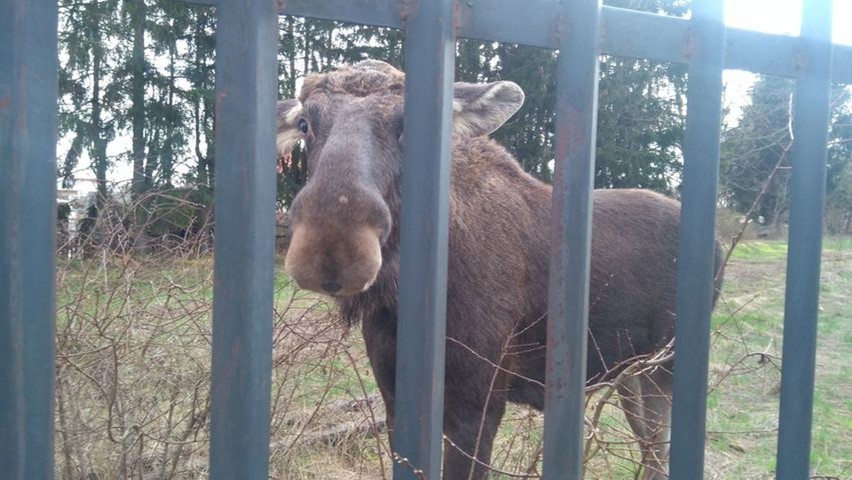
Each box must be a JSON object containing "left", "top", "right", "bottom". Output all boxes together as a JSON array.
[{"left": 275, "top": 60, "right": 723, "bottom": 479}]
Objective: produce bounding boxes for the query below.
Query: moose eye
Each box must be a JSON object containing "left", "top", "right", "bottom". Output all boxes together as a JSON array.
[{"left": 298, "top": 118, "right": 309, "bottom": 134}]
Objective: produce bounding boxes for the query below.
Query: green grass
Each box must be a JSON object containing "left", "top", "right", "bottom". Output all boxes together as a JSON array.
[
  {"left": 728, "top": 240, "right": 790, "bottom": 262},
  {"left": 705, "top": 239, "right": 852, "bottom": 479}
]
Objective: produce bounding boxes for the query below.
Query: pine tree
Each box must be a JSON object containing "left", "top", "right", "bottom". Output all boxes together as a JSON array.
[{"left": 59, "top": 0, "right": 121, "bottom": 205}]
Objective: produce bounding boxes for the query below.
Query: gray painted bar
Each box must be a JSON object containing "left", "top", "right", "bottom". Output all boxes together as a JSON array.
[
  {"left": 669, "top": 0, "right": 726, "bottom": 478},
  {"left": 209, "top": 0, "right": 279, "bottom": 478},
  {"left": 0, "top": 1, "right": 59, "bottom": 478},
  {"left": 776, "top": 1, "right": 833, "bottom": 479},
  {"left": 392, "top": 1, "right": 455, "bottom": 479},
  {"left": 542, "top": 0, "right": 601, "bottom": 478}
]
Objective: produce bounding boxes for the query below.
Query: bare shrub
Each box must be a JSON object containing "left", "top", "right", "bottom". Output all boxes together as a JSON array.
[
  {"left": 56, "top": 237, "right": 216, "bottom": 479},
  {"left": 716, "top": 208, "right": 756, "bottom": 248},
  {"left": 447, "top": 338, "right": 676, "bottom": 479},
  {"left": 54, "top": 185, "right": 386, "bottom": 479}
]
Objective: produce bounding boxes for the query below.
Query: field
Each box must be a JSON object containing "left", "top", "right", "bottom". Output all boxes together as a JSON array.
[
  {"left": 54, "top": 239, "right": 852, "bottom": 479},
  {"left": 703, "top": 238, "right": 852, "bottom": 479}
]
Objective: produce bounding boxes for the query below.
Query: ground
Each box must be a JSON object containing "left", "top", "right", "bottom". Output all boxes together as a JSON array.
[{"left": 53, "top": 239, "right": 851, "bottom": 479}]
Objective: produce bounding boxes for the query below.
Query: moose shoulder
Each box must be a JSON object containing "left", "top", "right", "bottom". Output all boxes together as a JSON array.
[{"left": 277, "top": 60, "right": 723, "bottom": 480}]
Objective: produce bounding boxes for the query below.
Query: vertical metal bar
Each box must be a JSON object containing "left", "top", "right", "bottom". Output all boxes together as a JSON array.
[
  {"left": 209, "top": 0, "right": 278, "bottom": 478},
  {"left": 0, "top": 1, "right": 59, "bottom": 478},
  {"left": 542, "top": 0, "right": 601, "bottom": 478},
  {"left": 393, "top": 0, "right": 455, "bottom": 478},
  {"left": 669, "top": 1, "right": 726, "bottom": 478},
  {"left": 0, "top": 0, "right": 58, "bottom": 478},
  {"left": 776, "top": 1, "right": 833, "bottom": 479}
]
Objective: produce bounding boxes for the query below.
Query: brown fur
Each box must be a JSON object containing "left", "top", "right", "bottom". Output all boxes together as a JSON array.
[{"left": 280, "top": 61, "right": 723, "bottom": 480}]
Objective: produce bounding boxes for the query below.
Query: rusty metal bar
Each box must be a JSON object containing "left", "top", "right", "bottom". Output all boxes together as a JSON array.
[
  {"left": 209, "top": 0, "right": 279, "bottom": 478},
  {"left": 0, "top": 0, "right": 59, "bottom": 477},
  {"left": 669, "top": 0, "right": 726, "bottom": 478},
  {"left": 392, "top": 0, "right": 455, "bottom": 479},
  {"left": 543, "top": 0, "right": 601, "bottom": 478},
  {"left": 776, "top": 1, "right": 834, "bottom": 479}
]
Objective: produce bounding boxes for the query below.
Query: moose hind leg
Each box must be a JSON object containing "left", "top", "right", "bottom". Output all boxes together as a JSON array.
[{"left": 617, "top": 369, "right": 672, "bottom": 480}]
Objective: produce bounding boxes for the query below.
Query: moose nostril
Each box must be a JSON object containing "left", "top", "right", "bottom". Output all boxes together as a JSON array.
[{"left": 321, "top": 281, "right": 342, "bottom": 294}]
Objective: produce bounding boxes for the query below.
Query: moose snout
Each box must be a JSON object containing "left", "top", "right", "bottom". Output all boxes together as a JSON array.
[
  {"left": 284, "top": 182, "right": 391, "bottom": 296},
  {"left": 284, "top": 223, "right": 385, "bottom": 297},
  {"left": 321, "top": 281, "right": 342, "bottom": 294}
]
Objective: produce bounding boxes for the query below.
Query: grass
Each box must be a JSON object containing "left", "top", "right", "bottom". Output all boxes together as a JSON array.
[
  {"left": 53, "top": 238, "right": 852, "bottom": 479},
  {"left": 704, "top": 239, "right": 852, "bottom": 479},
  {"left": 728, "top": 240, "right": 790, "bottom": 262}
]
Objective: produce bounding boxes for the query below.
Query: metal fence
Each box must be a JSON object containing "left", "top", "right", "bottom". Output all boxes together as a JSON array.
[{"left": 1, "top": 0, "right": 849, "bottom": 478}]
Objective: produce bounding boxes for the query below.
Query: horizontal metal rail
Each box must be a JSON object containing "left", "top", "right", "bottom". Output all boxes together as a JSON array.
[{"left": 278, "top": 0, "right": 852, "bottom": 83}]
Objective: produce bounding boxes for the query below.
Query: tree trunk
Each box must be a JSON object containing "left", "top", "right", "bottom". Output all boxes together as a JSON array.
[
  {"left": 161, "top": 31, "right": 177, "bottom": 186},
  {"left": 61, "top": 131, "right": 85, "bottom": 189},
  {"left": 144, "top": 126, "right": 159, "bottom": 187},
  {"left": 193, "top": 11, "right": 214, "bottom": 190},
  {"left": 129, "top": 0, "right": 148, "bottom": 254},
  {"left": 130, "top": 0, "right": 146, "bottom": 199},
  {"left": 90, "top": 1, "right": 108, "bottom": 208},
  {"left": 287, "top": 17, "right": 296, "bottom": 96}
]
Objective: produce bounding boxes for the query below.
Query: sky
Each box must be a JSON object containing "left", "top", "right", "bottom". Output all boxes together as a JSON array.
[
  {"left": 722, "top": 0, "right": 852, "bottom": 122},
  {"left": 725, "top": 0, "right": 851, "bottom": 44},
  {"left": 64, "top": 1, "right": 852, "bottom": 191},
  {"left": 725, "top": 0, "right": 851, "bottom": 45}
]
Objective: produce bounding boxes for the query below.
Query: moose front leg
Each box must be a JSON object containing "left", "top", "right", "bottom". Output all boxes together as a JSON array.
[{"left": 441, "top": 391, "right": 508, "bottom": 480}]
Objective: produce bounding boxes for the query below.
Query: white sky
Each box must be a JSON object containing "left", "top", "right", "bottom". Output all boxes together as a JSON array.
[
  {"left": 65, "top": 2, "right": 852, "bottom": 190},
  {"left": 722, "top": 0, "right": 852, "bottom": 125},
  {"left": 725, "top": 0, "right": 851, "bottom": 44}
]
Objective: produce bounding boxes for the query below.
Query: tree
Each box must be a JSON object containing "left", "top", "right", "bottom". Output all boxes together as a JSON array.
[
  {"left": 825, "top": 89, "right": 852, "bottom": 233},
  {"left": 56, "top": 0, "right": 697, "bottom": 221},
  {"left": 450, "top": 0, "right": 690, "bottom": 191},
  {"left": 826, "top": 162, "right": 852, "bottom": 234},
  {"left": 492, "top": 44, "right": 558, "bottom": 182},
  {"left": 721, "top": 76, "right": 852, "bottom": 234},
  {"left": 721, "top": 76, "right": 795, "bottom": 232}
]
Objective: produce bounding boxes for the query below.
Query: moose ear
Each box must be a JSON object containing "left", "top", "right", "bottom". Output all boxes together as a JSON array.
[
  {"left": 452, "top": 81, "right": 524, "bottom": 138},
  {"left": 277, "top": 99, "right": 304, "bottom": 158}
]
